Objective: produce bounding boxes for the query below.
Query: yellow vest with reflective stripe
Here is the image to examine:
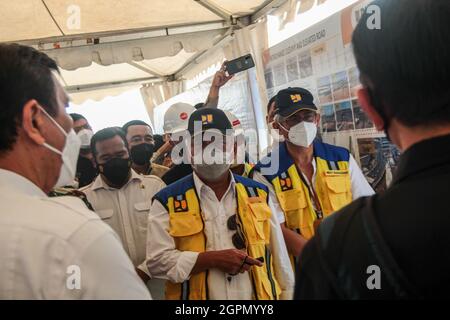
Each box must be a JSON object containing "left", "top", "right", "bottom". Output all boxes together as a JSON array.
[
  {"left": 252, "top": 141, "right": 353, "bottom": 240},
  {"left": 152, "top": 174, "right": 282, "bottom": 300}
]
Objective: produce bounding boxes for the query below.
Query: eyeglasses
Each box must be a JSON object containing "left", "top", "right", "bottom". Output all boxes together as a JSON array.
[
  {"left": 282, "top": 110, "right": 317, "bottom": 128},
  {"left": 227, "top": 214, "right": 246, "bottom": 250}
]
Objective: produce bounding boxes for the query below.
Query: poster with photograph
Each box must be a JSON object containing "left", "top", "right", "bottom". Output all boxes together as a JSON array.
[
  {"left": 352, "top": 99, "right": 374, "bottom": 129},
  {"left": 321, "top": 104, "right": 337, "bottom": 133},
  {"left": 317, "top": 76, "right": 333, "bottom": 104},
  {"left": 265, "top": 70, "right": 274, "bottom": 89},
  {"left": 286, "top": 56, "right": 300, "bottom": 82},
  {"left": 299, "top": 51, "right": 313, "bottom": 78},
  {"left": 262, "top": 0, "right": 396, "bottom": 194},
  {"left": 273, "top": 63, "right": 287, "bottom": 87},
  {"left": 348, "top": 66, "right": 360, "bottom": 98},
  {"left": 357, "top": 136, "right": 401, "bottom": 193},
  {"left": 335, "top": 101, "right": 355, "bottom": 131},
  {"left": 332, "top": 71, "right": 351, "bottom": 101}
]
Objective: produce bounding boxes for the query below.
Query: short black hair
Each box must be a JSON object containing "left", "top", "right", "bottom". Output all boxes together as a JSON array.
[
  {"left": 267, "top": 96, "right": 276, "bottom": 113},
  {"left": 91, "top": 127, "right": 128, "bottom": 156},
  {"left": 122, "top": 120, "right": 151, "bottom": 135},
  {"left": 352, "top": 0, "right": 450, "bottom": 127},
  {"left": 70, "top": 113, "right": 87, "bottom": 123},
  {"left": 0, "top": 44, "right": 60, "bottom": 153}
]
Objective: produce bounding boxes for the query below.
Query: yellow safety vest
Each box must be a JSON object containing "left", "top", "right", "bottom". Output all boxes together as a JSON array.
[
  {"left": 251, "top": 141, "right": 352, "bottom": 240},
  {"left": 152, "top": 174, "right": 282, "bottom": 300}
]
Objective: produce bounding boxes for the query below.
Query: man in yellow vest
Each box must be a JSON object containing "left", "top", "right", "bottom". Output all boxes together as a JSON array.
[
  {"left": 146, "top": 108, "right": 294, "bottom": 300},
  {"left": 251, "top": 87, "right": 374, "bottom": 262}
]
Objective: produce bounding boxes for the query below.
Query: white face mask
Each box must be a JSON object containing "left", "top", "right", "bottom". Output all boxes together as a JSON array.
[
  {"left": 77, "top": 128, "right": 94, "bottom": 148},
  {"left": 191, "top": 149, "right": 232, "bottom": 181},
  {"left": 39, "top": 107, "right": 81, "bottom": 187},
  {"left": 269, "top": 121, "right": 285, "bottom": 142},
  {"left": 281, "top": 121, "right": 317, "bottom": 148},
  {"left": 192, "top": 163, "right": 231, "bottom": 181}
]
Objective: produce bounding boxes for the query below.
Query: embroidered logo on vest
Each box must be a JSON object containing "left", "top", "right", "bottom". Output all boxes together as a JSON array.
[
  {"left": 174, "top": 194, "right": 189, "bottom": 212},
  {"left": 280, "top": 171, "right": 294, "bottom": 191}
]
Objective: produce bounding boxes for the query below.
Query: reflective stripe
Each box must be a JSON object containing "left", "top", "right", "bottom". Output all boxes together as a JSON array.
[
  {"left": 247, "top": 186, "right": 257, "bottom": 198},
  {"left": 265, "top": 246, "right": 277, "bottom": 300},
  {"left": 330, "top": 161, "right": 338, "bottom": 170}
]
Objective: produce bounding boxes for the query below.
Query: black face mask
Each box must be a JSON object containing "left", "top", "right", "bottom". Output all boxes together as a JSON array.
[
  {"left": 99, "top": 158, "right": 131, "bottom": 187},
  {"left": 130, "top": 143, "right": 154, "bottom": 166},
  {"left": 76, "top": 156, "right": 98, "bottom": 188}
]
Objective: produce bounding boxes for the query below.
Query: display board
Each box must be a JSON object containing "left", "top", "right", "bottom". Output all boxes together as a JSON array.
[{"left": 262, "top": 0, "right": 400, "bottom": 192}]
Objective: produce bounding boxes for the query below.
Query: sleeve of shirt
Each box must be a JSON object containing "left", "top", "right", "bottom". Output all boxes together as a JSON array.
[
  {"left": 77, "top": 228, "right": 152, "bottom": 300},
  {"left": 349, "top": 154, "right": 375, "bottom": 199},
  {"left": 268, "top": 198, "right": 295, "bottom": 300},
  {"left": 252, "top": 171, "right": 286, "bottom": 224},
  {"left": 137, "top": 179, "right": 167, "bottom": 277},
  {"left": 146, "top": 199, "right": 199, "bottom": 283}
]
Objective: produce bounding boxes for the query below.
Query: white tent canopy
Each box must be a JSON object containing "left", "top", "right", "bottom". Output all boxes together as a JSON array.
[{"left": 1, "top": 0, "right": 287, "bottom": 103}]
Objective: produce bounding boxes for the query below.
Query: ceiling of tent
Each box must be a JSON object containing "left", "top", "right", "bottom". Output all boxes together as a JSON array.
[
  {"left": 0, "top": 0, "right": 284, "bottom": 103},
  {"left": 0, "top": 0, "right": 270, "bottom": 42}
]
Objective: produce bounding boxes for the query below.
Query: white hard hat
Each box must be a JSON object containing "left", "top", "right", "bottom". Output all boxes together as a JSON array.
[
  {"left": 224, "top": 111, "right": 244, "bottom": 137},
  {"left": 163, "top": 103, "right": 196, "bottom": 134}
]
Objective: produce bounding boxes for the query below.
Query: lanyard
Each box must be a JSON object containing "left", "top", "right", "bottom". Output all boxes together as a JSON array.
[{"left": 296, "top": 160, "right": 324, "bottom": 220}]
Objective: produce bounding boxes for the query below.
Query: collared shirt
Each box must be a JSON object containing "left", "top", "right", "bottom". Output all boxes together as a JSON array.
[
  {"left": 0, "top": 169, "right": 151, "bottom": 299},
  {"left": 81, "top": 170, "right": 165, "bottom": 272},
  {"left": 147, "top": 171, "right": 294, "bottom": 300},
  {"left": 253, "top": 154, "right": 375, "bottom": 224}
]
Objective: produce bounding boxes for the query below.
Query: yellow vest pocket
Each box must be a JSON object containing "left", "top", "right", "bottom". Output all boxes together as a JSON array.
[
  {"left": 247, "top": 201, "right": 271, "bottom": 243},
  {"left": 324, "top": 171, "right": 352, "bottom": 212},
  {"left": 277, "top": 189, "right": 307, "bottom": 230}
]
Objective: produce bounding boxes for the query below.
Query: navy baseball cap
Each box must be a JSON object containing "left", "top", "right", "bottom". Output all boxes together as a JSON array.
[
  {"left": 275, "top": 87, "right": 317, "bottom": 118},
  {"left": 188, "top": 108, "right": 232, "bottom": 135}
]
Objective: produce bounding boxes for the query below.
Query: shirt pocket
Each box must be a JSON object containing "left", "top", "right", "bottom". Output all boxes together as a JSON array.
[
  {"left": 323, "top": 170, "right": 352, "bottom": 211},
  {"left": 96, "top": 208, "right": 114, "bottom": 221},
  {"left": 134, "top": 202, "right": 151, "bottom": 229},
  {"left": 277, "top": 189, "right": 308, "bottom": 229}
]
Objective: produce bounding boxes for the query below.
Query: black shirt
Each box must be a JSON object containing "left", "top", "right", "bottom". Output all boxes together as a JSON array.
[{"left": 295, "top": 134, "right": 450, "bottom": 299}]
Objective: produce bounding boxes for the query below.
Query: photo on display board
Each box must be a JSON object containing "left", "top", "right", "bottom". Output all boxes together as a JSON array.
[
  {"left": 265, "top": 70, "right": 274, "bottom": 89},
  {"left": 348, "top": 66, "right": 360, "bottom": 98},
  {"left": 335, "top": 100, "right": 355, "bottom": 131},
  {"left": 352, "top": 99, "right": 374, "bottom": 129},
  {"left": 331, "top": 71, "right": 351, "bottom": 101},
  {"left": 317, "top": 76, "right": 333, "bottom": 104},
  {"left": 286, "top": 56, "right": 300, "bottom": 82},
  {"left": 320, "top": 104, "right": 337, "bottom": 133},
  {"left": 299, "top": 51, "right": 313, "bottom": 78},
  {"left": 274, "top": 63, "right": 287, "bottom": 87},
  {"left": 357, "top": 137, "right": 401, "bottom": 193}
]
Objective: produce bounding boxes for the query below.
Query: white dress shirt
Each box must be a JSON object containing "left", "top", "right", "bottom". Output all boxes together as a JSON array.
[
  {"left": 146, "top": 171, "right": 294, "bottom": 300},
  {"left": 253, "top": 154, "right": 375, "bottom": 224},
  {"left": 81, "top": 170, "right": 165, "bottom": 272},
  {"left": 0, "top": 169, "right": 151, "bottom": 299}
]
